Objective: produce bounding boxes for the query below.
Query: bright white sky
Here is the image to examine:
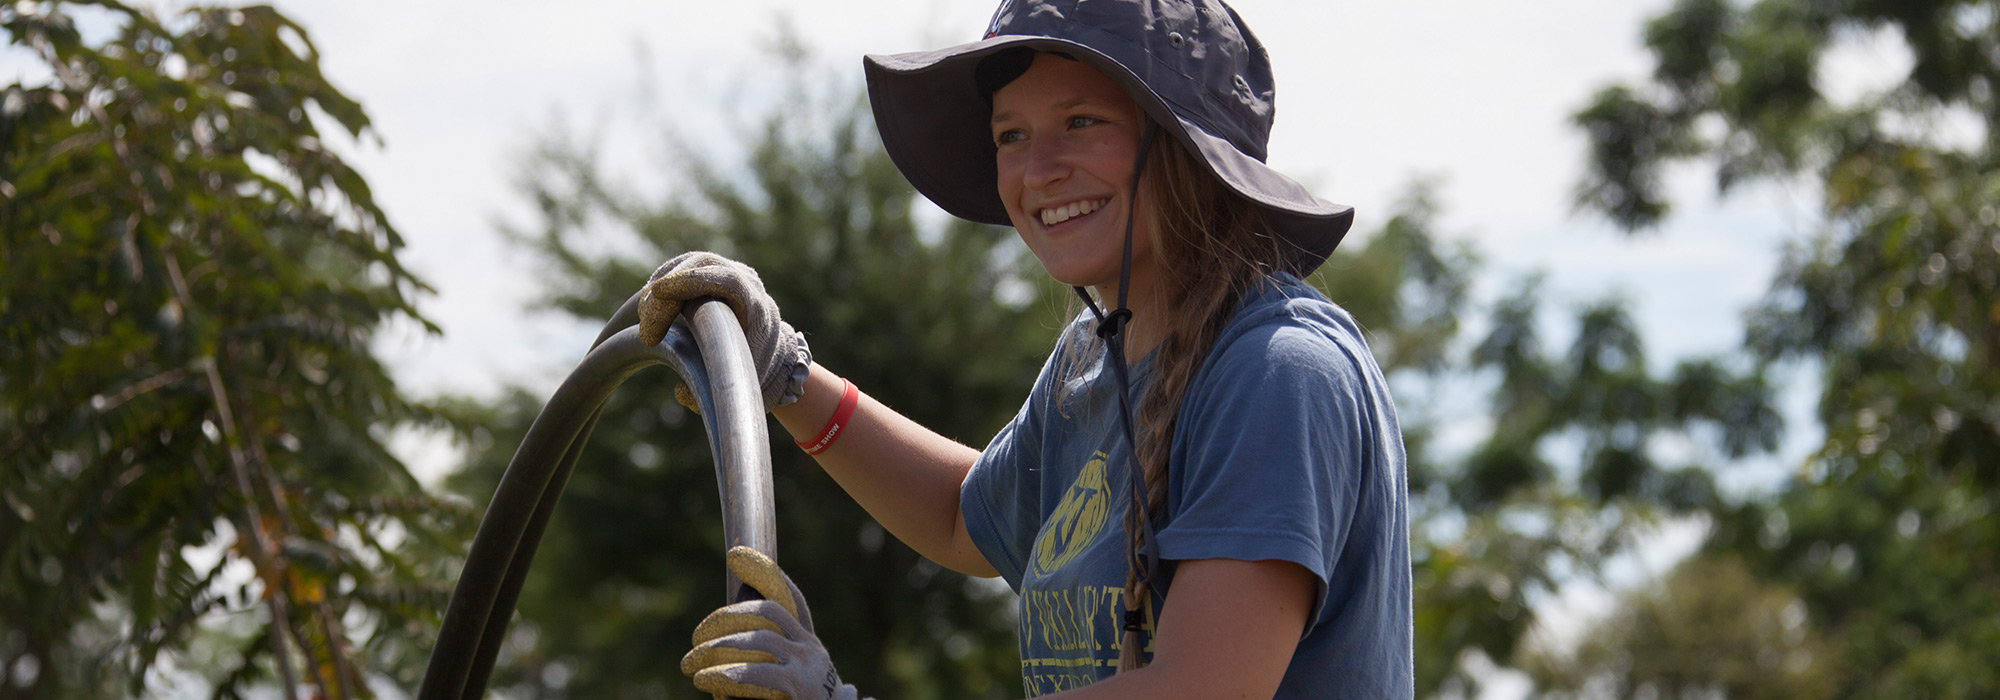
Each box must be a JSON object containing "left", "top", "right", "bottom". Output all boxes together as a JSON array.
[
  {"left": 9, "top": 1, "right": 1915, "bottom": 695},
  {"left": 259, "top": 0, "right": 1770, "bottom": 401},
  {"left": 245, "top": 0, "right": 1840, "bottom": 491}
]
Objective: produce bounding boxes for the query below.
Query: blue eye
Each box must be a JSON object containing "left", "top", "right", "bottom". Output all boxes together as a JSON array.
[
  {"left": 1068, "top": 115, "right": 1098, "bottom": 129},
  {"left": 995, "top": 129, "right": 1025, "bottom": 146}
]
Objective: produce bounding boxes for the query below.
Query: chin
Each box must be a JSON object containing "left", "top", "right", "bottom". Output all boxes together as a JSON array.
[
  {"left": 1013, "top": 221, "right": 1142, "bottom": 292},
  {"left": 1048, "top": 271, "right": 1124, "bottom": 293},
  {"left": 1023, "top": 254, "right": 1108, "bottom": 289}
]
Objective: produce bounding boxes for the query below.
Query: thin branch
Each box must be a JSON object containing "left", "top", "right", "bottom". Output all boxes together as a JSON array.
[
  {"left": 315, "top": 599, "right": 361, "bottom": 699},
  {"left": 91, "top": 367, "right": 189, "bottom": 414},
  {"left": 289, "top": 617, "right": 336, "bottom": 700},
  {"left": 221, "top": 335, "right": 353, "bottom": 700},
  {"left": 165, "top": 254, "right": 303, "bottom": 700},
  {"left": 238, "top": 382, "right": 353, "bottom": 700}
]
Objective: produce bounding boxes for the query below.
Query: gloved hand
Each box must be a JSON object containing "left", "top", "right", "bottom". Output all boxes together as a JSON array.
[
  {"left": 682, "top": 547, "right": 863, "bottom": 700},
  {"left": 638, "top": 252, "right": 811, "bottom": 411}
]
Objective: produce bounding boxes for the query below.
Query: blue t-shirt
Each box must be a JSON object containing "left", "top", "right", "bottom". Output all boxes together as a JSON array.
[{"left": 962, "top": 274, "right": 1413, "bottom": 698}]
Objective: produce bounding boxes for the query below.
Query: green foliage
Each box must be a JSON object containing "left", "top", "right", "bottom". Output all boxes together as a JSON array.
[
  {"left": 445, "top": 49, "right": 1058, "bottom": 699},
  {"left": 1570, "top": 0, "right": 2000, "bottom": 696},
  {"left": 1528, "top": 554, "right": 1840, "bottom": 700},
  {"left": 1312, "top": 187, "right": 1780, "bottom": 698},
  {"left": 1574, "top": 86, "right": 1699, "bottom": 229},
  {"left": 2, "top": 3, "right": 465, "bottom": 698}
]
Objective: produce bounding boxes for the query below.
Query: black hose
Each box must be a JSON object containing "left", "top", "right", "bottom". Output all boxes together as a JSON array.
[
  {"left": 417, "top": 298, "right": 774, "bottom": 700},
  {"left": 451, "top": 290, "right": 644, "bottom": 700}
]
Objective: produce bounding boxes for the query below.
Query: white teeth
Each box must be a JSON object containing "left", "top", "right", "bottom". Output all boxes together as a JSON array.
[{"left": 1040, "top": 199, "right": 1106, "bottom": 226}]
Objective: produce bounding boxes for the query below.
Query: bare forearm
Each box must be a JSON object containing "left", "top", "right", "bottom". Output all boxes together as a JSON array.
[
  {"left": 773, "top": 363, "right": 997, "bottom": 577},
  {"left": 1025, "top": 559, "right": 1312, "bottom": 700}
]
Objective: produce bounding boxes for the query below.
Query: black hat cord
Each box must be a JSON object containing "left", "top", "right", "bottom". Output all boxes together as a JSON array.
[{"left": 1071, "top": 119, "right": 1162, "bottom": 665}]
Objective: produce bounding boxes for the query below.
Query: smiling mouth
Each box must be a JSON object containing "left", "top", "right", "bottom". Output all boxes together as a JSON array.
[{"left": 1039, "top": 198, "right": 1111, "bottom": 227}]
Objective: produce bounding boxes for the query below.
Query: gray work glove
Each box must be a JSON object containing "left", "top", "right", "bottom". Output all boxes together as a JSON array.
[
  {"left": 682, "top": 547, "right": 864, "bottom": 700},
  {"left": 638, "top": 252, "right": 811, "bottom": 411}
]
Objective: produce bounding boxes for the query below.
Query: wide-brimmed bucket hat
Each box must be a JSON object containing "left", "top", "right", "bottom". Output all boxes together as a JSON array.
[{"left": 863, "top": 0, "right": 1353, "bottom": 277}]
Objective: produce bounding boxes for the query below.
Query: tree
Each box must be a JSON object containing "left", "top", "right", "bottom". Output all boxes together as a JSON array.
[
  {"left": 1310, "top": 185, "right": 1782, "bottom": 698},
  {"left": 1526, "top": 555, "right": 1839, "bottom": 700},
  {"left": 2, "top": 3, "right": 464, "bottom": 698},
  {"left": 444, "top": 46, "right": 1057, "bottom": 700},
  {"left": 1572, "top": 0, "right": 2000, "bottom": 696}
]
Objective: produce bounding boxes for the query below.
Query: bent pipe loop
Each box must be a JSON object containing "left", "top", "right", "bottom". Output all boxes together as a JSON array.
[{"left": 417, "top": 297, "right": 775, "bottom": 700}]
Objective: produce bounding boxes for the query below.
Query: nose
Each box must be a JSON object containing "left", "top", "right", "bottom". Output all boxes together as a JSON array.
[{"left": 1020, "top": 135, "right": 1070, "bottom": 193}]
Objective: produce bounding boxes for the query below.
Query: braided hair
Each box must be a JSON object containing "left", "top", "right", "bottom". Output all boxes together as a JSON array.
[{"left": 1055, "top": 132, "right": 1288, "bottom": 671}]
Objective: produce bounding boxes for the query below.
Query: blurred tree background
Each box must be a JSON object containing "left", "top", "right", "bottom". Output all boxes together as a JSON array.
[
  {"left": 1545, "top": 0, "right": 2000, "bottom": 697},
  {"left": 1316, "top": 185, "right": 1782, "bottom": 698},
  {"left": 6, "top": 0, "right": 1994, "bottom": 699},
  {"left": 3, "top": 2, "right": 466, "bottom": 699}
]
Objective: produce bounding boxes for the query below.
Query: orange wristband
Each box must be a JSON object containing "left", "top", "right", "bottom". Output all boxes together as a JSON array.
[{"left": 797, "top": 378, "right": 859, "bottom": 455}]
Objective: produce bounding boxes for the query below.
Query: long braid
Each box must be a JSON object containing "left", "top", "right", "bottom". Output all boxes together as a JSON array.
[{"left": 1114, "top": 135, "right": 1285, "bottom": 671}]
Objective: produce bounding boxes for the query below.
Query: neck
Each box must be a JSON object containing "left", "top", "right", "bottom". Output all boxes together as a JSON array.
[{"left": 1092, "top": 276, "right": 1165, "bottom": 364}]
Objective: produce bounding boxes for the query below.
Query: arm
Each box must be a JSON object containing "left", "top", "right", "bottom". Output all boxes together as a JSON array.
[
  {"left": 1047, "top": 557, "right": 1316, "bottom": 700},
  {"left": 772, "top": 362, "right": 999, "bottom": 578},
  {"left": 633, "top": 253, "right": 997, "bottom": 578},
  {"left": 685, "top": 552, "right": 1316, "bottom": 700}
]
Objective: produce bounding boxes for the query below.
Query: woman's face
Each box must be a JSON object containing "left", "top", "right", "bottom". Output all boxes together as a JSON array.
[{"left": 991, "top": 53, "right": 1154, "bottom": 293}]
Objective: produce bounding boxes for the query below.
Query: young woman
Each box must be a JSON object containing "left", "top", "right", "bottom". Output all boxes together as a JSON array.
[{"left": 650, "top": 1, "right": 1412, "bottom": 697}]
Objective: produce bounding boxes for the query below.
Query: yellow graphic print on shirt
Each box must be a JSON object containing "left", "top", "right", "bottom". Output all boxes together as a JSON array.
[
  {"left": 1019, "top": 584, "right": 1156, "bottom": 695},
  {"left": 1019, "top": 452, "right": 1156, "bottom": 695},
  {"left": 1029, "top": 453, "right": 1110, "bottom": 578}
]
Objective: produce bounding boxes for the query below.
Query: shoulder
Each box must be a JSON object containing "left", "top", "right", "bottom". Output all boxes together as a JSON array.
[{"left": 1200, "top": 274, "right": 1379, "bottom": 396}]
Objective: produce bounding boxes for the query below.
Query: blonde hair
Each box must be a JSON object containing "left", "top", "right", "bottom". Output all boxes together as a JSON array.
[{"left": 1056, "top": 132, "right": 1286, "bottom": 672}]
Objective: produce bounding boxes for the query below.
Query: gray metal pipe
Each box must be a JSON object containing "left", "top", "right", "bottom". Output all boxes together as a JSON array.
[{"left": 688, "top": 301, "right": 777, "bottom": 600}]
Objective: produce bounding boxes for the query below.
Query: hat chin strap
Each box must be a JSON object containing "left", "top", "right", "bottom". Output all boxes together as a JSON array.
[{"left": 1071, "top": 119, "right": 1162, "bottom": 668}]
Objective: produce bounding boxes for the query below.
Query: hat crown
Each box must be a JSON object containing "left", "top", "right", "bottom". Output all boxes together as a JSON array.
[{"left": 987, "top": 0, "right": 1275, "bottom": 162}]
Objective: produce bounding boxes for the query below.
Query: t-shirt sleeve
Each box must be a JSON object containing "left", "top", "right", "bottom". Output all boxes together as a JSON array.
[
  {"left": 960, "top": 344, "right": 1063, "bottom": 590},
  {"left": 1154, "top": 316, "right": 1370, "bottom": 626}
]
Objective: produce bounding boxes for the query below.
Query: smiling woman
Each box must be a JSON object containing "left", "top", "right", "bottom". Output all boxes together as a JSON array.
[
  {"left": 990, "top": 53, "right": 1157, "bottom": 297},
  {"left": 646, "top": 1, "right": 1413, "bottom": 699}
]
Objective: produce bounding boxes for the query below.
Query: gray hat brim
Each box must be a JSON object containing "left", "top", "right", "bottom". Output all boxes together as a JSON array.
[{"left": 864, "top": 35, "right": 1353, "bottom": 277}]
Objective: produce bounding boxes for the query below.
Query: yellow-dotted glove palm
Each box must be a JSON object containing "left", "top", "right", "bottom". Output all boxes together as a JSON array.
[{"left": 682, "top": 547, "right": 862, "bottom": 700}]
